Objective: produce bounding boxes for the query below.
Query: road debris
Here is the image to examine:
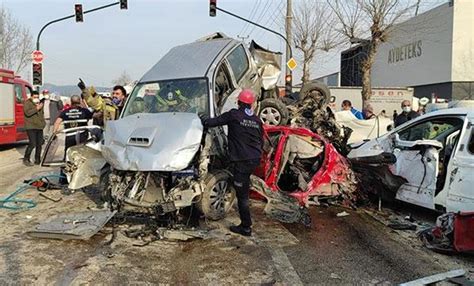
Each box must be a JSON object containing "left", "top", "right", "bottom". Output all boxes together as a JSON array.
[
  {"left": 27, "top": 210, "right": 117, "bottom": 240},
  {"left": 399, "top": 269, "right": 466, "bottom": 286},
  {"left": 330, "top": 273, "right": 342, "bottom": 279},
  {"left": 39, "top": 192, "right": 62, "bottom": 202},
  {"left": 418, "top": 212, "right": 474, "bottom": 254},
  {"left": 336, "top": 211, "right": 350, "bottom": 217}
]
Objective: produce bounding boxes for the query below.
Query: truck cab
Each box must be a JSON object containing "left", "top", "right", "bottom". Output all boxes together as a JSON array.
[{"left": 0, "top": 68, "right": 34, "bottom": 145}]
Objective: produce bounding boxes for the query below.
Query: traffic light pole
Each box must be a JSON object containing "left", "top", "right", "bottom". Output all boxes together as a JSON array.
[
  {"left": 36, "top": 1, "right": 119, "bottom": 51},
  {"left": 215, "top": 7, "right": 293, "bottom": 96}
]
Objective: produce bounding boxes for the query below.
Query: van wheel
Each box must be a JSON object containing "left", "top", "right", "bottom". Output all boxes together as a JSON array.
[
  {"left": 258, "top": 98, "right": 289, "bottom": 126},
  {"left": 198, "top": 171, "right": 236, "bottom": 221}
]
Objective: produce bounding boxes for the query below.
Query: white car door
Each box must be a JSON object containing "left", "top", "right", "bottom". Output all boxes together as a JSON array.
[
  {"left": 391, "top": 116, "right": 465, "bottom": 210},
  {"left": 445, "top": 119, "right": 474, "bottom": 212}
]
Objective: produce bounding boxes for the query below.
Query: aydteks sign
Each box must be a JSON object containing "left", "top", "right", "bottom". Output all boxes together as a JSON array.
[{"left": 388, "top": 40, "right": 423, "bottom": 64}]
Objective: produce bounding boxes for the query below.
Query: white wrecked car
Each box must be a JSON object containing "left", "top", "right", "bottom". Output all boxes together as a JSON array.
[
  {"left": 41, "top": 34, "right": 283, "bottom": 221},
  {"left": 348, "top": 108, "right": 474, "bottom": 212}
]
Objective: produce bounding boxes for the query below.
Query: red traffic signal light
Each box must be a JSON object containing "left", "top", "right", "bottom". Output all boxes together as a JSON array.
[
  {"left": 32, "top": 63, "right": 43, "bottom": 86},
  {"left": 120, "top": 0, "right": 128, "bottom": 10},
  {"left": 210, "top": 0, "right": 217, "bottom": 17},
  {"left": 75, "top": 4, "right": 83, "bottom": 22}
]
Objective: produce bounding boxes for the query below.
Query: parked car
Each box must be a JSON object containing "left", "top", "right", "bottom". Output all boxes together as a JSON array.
[
  {"left": 0, "top": 69, "right": 34, "bottom": 145},
  {"left": 348, "top": 108, "right": 474, "bottom": 212}
]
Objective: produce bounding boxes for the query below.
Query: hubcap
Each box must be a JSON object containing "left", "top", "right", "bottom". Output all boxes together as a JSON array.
[
  {"left": 209, "top": 180, "right": 231, "bottom": 212},
  {"left": 260, "top": 107, "right": 281, "bottom": 125}
]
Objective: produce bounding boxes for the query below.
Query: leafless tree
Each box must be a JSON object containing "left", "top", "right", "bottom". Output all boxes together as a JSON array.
[
  {"left": 328, "top": 0, "right": 417, "bottom": 104},
  {"left": 0, "top": 6, "right": 33, "bottom": 73},
  {"left": 292, "top": 1, "right": 342, "bottom": 84},
  {"left": 112, "top": 70, "right": 133, "bottom": 86}
]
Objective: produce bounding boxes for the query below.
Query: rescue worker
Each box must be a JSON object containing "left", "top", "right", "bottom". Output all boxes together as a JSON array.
[
  {"left": 200, "top": 89, "right": 263, "bottom": 237},
  {"left": 341, "top": 100, "right": 364, "bottom": 119},
  {"left": 77, "top": 79, "right": 119, "bottom": 126},
  {"left": 52, "top": 95, "right": 93, "bottom": 184},
  {"left": 23, "top": 91, "right": 46, "bottom": 166},
  {"left": 157, "top": 82, "right": 188, "bottom": 112},
  {"left": 112, "top": 85, "right": 127, "bottom": 114},
  {"left": 395, "top": 100, "right": 419, "bottom": 127}
]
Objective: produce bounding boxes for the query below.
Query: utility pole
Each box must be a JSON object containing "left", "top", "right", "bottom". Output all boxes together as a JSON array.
[
  {"left": 285, "top": 0, "right": 293, "bottom": 92},
  {"left": 415, "top": 0, "right": 421, "bottom": 16}
]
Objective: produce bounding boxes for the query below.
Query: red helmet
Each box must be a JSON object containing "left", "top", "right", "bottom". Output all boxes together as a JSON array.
[{"left": 238, "top": 89, "right": 255, "bottom": 105}]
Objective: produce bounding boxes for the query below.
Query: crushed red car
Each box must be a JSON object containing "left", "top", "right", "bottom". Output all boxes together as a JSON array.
[{"left": 250, "top": 125, "right": 358, "bottom": 224}]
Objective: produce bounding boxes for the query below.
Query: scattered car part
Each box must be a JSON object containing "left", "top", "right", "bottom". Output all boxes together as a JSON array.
[
  {"left": 27, "top": 210, "right": 116, "bottom": 240},
  {"left": 418, "top": 212, "right": 474, "bottom": 254},
  {"left": 399, "top": 269, "right": 466, "bottom": 286},
  {"left": 288, "top": 81, "right": 352, "bottom": 155}
]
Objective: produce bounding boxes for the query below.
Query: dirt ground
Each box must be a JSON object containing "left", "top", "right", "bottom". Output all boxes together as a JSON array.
[{"left": 0, "top": 144, "right": 473, "bottom": 285}]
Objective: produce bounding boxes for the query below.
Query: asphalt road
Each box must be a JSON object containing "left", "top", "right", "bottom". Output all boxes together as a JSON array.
[{"left": 0, "top": 144, "right": 472, "bottom": 285}]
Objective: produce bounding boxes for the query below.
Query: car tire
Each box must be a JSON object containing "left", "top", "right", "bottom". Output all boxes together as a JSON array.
[
  {"left": 258, "top": 98, "right": 289, "bottom": 126},
  {"left": 197, "top": 170, "right": 236, "bottom": 221},
  {"left": 299, "top": 81, "right": 331, "bottom": 106}
]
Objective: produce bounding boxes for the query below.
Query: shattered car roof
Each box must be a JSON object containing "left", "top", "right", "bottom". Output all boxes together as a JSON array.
[{"left": 139, "top": 38, "right": 239, "bottom": 82}]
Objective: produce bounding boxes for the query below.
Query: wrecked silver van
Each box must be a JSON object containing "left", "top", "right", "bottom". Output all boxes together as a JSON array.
[{"left": 42, "top": 33, "right": 283, "bottom": 221}]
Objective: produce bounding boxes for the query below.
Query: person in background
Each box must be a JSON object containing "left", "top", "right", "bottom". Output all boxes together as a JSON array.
[
  {"left": 341, "top": 100, "right": 364, "bottom": 119},
  {"left": 393, "top": 110, "right": 398, "bottom": 121},
  {"left": 380, "top": 110, "right": 387, "bottom": 118},
  {"left": 48, "top": 94, "right": 64, "bottom": 134},
  {"left": 41, "top": 89, "right": 51, "bottom": 138},
  {"left": 23, "top": 91, "right": 46, "bottom": 166},
  {"left": 112, "top": 85, "right": 127, "bottom": 114},
  {"left": 395, "top": 100, "right": 419, "bottom": 127},
  {"left": 363, "top": 104, "right": 376, "bottom": 120}
]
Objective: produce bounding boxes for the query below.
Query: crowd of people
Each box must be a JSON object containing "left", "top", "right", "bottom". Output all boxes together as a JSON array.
[
  {"left": 340, "top": 99, "right": 421, "bottom": 127},
  {"left": 22, "top": 80, "right": 127, "bottom": 167}
]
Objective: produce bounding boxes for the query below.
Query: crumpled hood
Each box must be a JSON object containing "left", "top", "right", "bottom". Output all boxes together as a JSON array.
[{"left": 102, "top": 112, "right": 203, "bottom": 171}]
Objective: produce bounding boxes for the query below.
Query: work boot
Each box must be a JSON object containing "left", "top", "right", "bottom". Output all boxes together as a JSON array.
[
  {"left": 23, "top": 159, "right": 34, "bottom": 167},
  {"left": 229, "top": 224, "right": 252, "bottom": 237},
  {"left": 34, "top": 160, "right": 41, "bottom": 165}
]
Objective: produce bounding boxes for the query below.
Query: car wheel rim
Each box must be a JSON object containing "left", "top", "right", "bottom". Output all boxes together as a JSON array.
[
  {"left": 260, "top": 107, "right": 281, "bottom": 125},
  {"left": 209, "top": 180, "right": 231, "bottom": 213}
]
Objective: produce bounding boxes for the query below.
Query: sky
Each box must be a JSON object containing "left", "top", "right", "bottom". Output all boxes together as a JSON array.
[{"left": 2, "top": 0, "right": 446, "bottom": 87}]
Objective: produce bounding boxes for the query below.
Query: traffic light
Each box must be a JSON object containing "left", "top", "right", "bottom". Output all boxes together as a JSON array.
[
  {"left": 210, "top": 0, "right": 217, "bottom": 17},
  {"left": 285, "top": 74, "right": 292, "bottom": 97},
  {"left": 32, "top": 63, "right": 43, "bottom": 86},
  {"left": 75, "top": 4, "right": 83, "bottom": 22},
  {"left": 120, "top": 0, "right": 128, "bottom": 10}
]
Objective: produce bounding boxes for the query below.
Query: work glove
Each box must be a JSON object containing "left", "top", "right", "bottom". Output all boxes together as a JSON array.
[
  {"left": 77, "top": 78, "right": 86, "bottom": 90},
  {"left": 198, "top": 112, "right": 208, "bottom": 122}
]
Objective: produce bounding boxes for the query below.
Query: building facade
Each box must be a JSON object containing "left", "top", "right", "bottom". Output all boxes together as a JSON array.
[{"left": 340, "top": 0, "right": 474, "bottom": 100}]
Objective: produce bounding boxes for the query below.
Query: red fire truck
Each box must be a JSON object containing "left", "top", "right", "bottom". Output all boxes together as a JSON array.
[{"left": 0, "top": 69, "right": 34, "bottom": 145}]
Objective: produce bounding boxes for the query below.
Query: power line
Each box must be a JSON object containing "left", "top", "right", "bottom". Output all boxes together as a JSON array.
[
  {"left": 239, "top": 0, "right": 262, "bottom": 36},
  {"left": 247, "top": 0, "right": 272, "bottom": 37}
]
